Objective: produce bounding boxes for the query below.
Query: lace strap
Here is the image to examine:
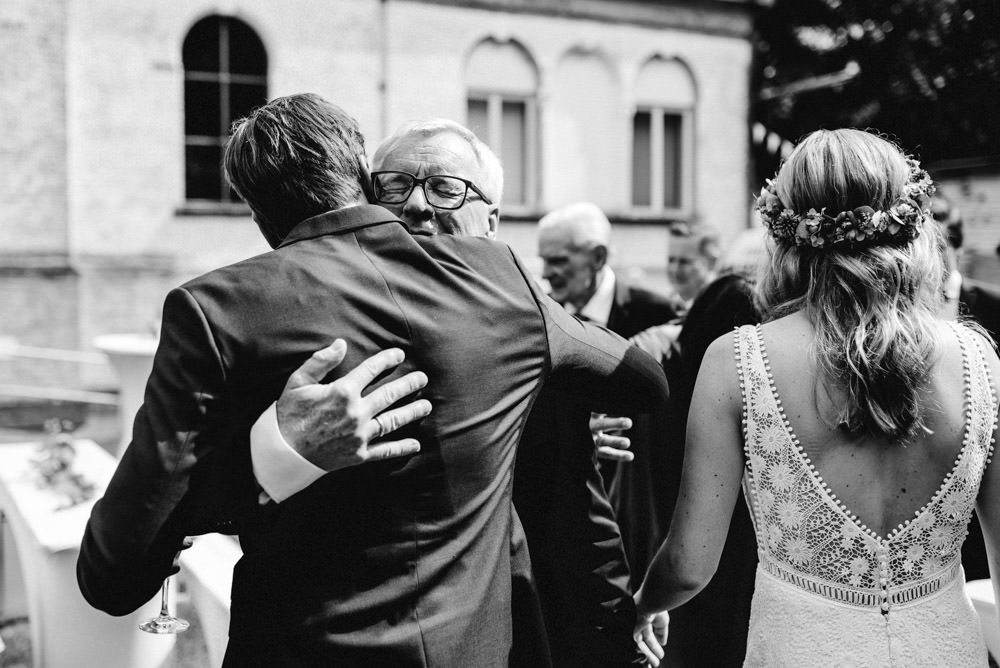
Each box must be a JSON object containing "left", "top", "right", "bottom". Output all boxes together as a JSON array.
[
  {"left": 951, "top": 322, "right": 998, "bottom": 476},
  {"left": 735, "top": 325, "right": 766, "bottom": 537}
]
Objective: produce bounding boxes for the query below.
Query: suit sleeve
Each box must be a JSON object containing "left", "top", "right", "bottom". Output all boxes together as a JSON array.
[
  {"left": 77, "top": 287, "right": 229, "bottom": 615},
  {"left": 508, "top": 251, "right": 669, "bottom": 415}
]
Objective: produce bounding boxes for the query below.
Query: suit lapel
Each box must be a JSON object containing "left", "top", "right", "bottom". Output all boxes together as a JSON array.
[{"left": 606, "top": 281, "right": 632, "bottom": 334}]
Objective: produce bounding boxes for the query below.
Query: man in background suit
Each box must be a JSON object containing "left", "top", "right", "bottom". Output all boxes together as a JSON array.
[
  {"left": 77, "top": 94, "right": 668, "bottom": 667},
  {"left": 665, "top": 223, "right": 722, "bottom": 313},
  {"left": 252, "top": 120, "right": 654, "bottom": 667},
  {"left": 537, "top": 203, "right": 679, "bottom": 490},
  {"left": 538, "top": 202, "right": 680, "bottom": 339}
]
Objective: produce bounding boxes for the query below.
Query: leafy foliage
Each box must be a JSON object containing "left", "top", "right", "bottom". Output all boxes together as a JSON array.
[{"left": 753, "top": 0, "right": 1000, "bottom": 166}]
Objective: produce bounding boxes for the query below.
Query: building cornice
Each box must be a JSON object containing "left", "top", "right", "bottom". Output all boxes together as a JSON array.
[{"left": 391, "top": 0, "right": 764, "bottom": 38}]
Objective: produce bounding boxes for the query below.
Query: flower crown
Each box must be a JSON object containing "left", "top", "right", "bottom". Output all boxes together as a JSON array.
[{"left": 755, "top": 158, "right": 935, "bottom": 249}]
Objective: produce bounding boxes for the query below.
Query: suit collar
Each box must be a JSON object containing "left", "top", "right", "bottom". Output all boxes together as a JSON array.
[
  {"left": 574, "top": 266, "right": 616, "bottom": 326},
  {"left": 278, "top": 204, "right": 405, "bottom": 248}
]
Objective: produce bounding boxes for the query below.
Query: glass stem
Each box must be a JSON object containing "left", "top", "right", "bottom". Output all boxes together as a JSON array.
[{"left": 159, "top": 579, "right": 171, "bottom": 617}]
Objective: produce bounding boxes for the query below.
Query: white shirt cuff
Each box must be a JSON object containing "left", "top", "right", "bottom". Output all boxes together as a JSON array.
[{"left": 250, "top": 402, "right": 326, "bottom": 503}]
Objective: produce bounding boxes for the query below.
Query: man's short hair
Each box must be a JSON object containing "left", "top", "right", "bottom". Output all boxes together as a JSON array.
[
  {"left": 670, "top": 222, "right": 722, "bottom": 268},
  {"left": 373, "top": 118, "right": 504, "bottom": 204},
  {"left": 224, "top": 93, "right": 367, "bottom": 236},
  {"left": 537, "top": 202, "right": 611, "bottom": 250}
]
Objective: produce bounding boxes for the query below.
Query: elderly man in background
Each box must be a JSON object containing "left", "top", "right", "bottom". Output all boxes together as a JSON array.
[
  {"left": 538, "top": 202, "right": 680, "bottom": 335},
  {"left": 537, "top": 203, "right": 680, "bottom": 490},
  {"left": 251, "top": 119, "right": 659, "bottom": 667}
]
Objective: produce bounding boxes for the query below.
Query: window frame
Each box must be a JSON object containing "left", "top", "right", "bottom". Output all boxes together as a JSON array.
[
  {"left": 466, "top": 90, "right": 539, "bottom": 212},
  {"left": 629, "top": 104, "right": 694, "bottom": 220},
  {"left": 181, "top": 16, "right": 267, "bottom": 210}
]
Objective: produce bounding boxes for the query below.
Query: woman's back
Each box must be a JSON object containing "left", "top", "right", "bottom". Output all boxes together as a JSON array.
[
  {"left": 739, "top": 317, "right": 997, "bottom": 667},
  {"left": 760, "top": 312, "right": 970, "bottom": 538},
  {"left": 631, "top": 129, "right": 1000, "bottom": 668}
]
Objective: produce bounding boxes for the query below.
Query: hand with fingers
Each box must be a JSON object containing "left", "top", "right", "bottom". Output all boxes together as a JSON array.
[
  {"left": 276, "top": 339, "right": 433, "bottom": 472},
  {"left": 590, "top": 412, "right": 634, "bottom": 463},
  {"left": 633, "top": 610, "right": 669, "bottom": 667}
]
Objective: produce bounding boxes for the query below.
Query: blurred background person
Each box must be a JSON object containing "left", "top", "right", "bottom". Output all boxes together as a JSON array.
[
  {"left": 932, "top": 194, "right": 1000, "bottom": 586},
  {"left": 537, "top": 202, "right": 679, "bottom": 489},
  {"left": 933, "top": 195, "right": 1000, "bottom": 339},
  {"left": 666, "top": 224, "right": 722, "bottom": 314},
  {"left": 611, "top": 273, "right": 761, "bottom": 667},
  {"left": 538, "top": 202, "right": 680, "bottom": 333}
]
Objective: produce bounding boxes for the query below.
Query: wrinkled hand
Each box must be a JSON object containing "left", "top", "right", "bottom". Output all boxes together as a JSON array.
[
  {"left": 590, "top": 413, "right": 633, "bottom": 463},
  {"left": 629, "top": 323, "right": 681, "bottom": 362},
  {"left": 276, "top": 340, "right": 432, "bottom": 472},
  {"left": 633, "top": 610, "right": 669, "bottom": 667}
]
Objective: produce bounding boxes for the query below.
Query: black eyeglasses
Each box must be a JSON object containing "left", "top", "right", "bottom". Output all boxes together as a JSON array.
[{"left": 371, "top": 171, "right": 493, "bottom": 210}]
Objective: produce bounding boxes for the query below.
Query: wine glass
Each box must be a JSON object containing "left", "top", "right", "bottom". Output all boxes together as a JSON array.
[{"left": 138, "top": 577, "right": 189, "bottom": 634}]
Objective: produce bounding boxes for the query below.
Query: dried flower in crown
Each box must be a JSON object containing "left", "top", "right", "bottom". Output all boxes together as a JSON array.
[{"left": 754, "top": 158, "right": 935, "bottom": 249}]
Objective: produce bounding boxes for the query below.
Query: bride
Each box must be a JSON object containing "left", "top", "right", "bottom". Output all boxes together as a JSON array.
[{"left": 633, "top": 128, "right": 1000, "bottom": 667}]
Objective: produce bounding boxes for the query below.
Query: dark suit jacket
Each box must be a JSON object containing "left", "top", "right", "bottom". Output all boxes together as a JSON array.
[
  {"left": 76, "top": 205, "right": 669, "bottom": 668},
  {"left": 510, "top": 275, "right": 677, "bottom": 668},
  {"left": 959, "top": 277, "right": 1000, "bottom": 582},
  {"left": 609, "top": 274, "right": 760, "bottom": 668},
  {"left": 597, "top": 278, "right": 680, "bottom": 490},
  {"left": 961, "top": 278, "right": 1000, "bottom": 344}
]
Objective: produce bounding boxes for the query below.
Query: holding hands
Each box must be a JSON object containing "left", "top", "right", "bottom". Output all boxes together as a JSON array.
[
  {"left": 633, "top": 607, "right": 669, "bottom": 667},
  {"left": 276, "top": 339, "right": 433, "bottom": 472}
]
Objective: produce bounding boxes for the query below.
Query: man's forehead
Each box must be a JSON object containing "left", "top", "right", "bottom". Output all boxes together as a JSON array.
[
  {"left": 380, "top": 132, "right": 480, "bottom": 176},
  {"left": 668, "top": 236, "right": 701, "bottom": 257},
  {"left": 539, "top": 233, "right": 586, "bottom": 257}
]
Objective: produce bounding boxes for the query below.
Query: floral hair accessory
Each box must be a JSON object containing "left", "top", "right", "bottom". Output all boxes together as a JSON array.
[{"left": 754, "top": 158, "right": 935, "bottom": 249}]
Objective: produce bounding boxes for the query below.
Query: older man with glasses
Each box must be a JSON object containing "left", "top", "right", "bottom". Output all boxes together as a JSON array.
[{"left": 251, "top": 118, "right": 650, "bottom": 668}]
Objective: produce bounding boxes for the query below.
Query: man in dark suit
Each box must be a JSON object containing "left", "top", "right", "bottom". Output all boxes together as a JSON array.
[
  {"left": 76, "top": 94, "right": 668, "bottom": 667},
  {"left": 934, "top": 195, "right": 1000, "bottom": 582},
  {"left": 537, "top": 202, "right": 680, "bottom": 490},
  {"left": 538, "top": 202, "right": 680, "bottom": 339},
  {"left": 250, "top": 120, "right": 652, "bottom": 667}
]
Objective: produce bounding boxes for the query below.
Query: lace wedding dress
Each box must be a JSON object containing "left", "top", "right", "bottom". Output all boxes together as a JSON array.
[{"left": 736, "top": 323, "right": 997, "bottom": 667}]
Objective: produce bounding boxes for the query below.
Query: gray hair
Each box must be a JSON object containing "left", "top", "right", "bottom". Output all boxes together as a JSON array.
[
  {"left": 373, "top": 118, "right": 504, "bottom": 203},
  {"left": 537, "top": 202, "right": 612, "bottom": 250}
]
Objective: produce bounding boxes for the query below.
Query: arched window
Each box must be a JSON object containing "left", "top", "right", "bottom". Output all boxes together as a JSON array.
[
  {"left": 183, "top": 16, "right": 267, "bottom": 204},
  {"left": 632, "top": 57, "right": 695, "bottom": 214},
  {"left": 465, "top": 39, "right": 539, "bottom": 208}
]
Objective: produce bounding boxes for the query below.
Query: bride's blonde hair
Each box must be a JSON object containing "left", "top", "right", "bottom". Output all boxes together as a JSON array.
[{"left": 756, "top": 129, "right": 946, "bottom": 441}]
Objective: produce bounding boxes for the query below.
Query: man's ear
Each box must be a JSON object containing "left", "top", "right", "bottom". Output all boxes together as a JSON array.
[
  {"left": 357, "top": 156, "right": 376, "bottom": 204},
  {"left": 592, "top": 244, "right": 608, "bottom": 269},
  {"left": 487, "top": 206, "right": 500, "bottom": 240}
]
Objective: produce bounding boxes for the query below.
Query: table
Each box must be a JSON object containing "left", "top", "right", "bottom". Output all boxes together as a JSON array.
[{"left": 0, "top": 439, "right": 173, "bottom": 668}]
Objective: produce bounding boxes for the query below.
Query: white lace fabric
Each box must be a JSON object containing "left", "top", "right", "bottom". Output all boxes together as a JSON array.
[{"left": 736, "top": 322, "right": 997, "bottom": 667}]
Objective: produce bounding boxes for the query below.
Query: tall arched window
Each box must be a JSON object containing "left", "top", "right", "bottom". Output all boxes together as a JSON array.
[
  {"left": 466, "top": 39, "right": 539, "bottom": 208},
  {"left": 632, "top": 57, "right": 695, "bottom": 214},
  {"left": 183, "top": 16, "right": 267, "bottom": 204}
]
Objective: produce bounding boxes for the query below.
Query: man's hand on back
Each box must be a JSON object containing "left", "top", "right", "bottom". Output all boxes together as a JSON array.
[{"left": 277, "top": 340, "right": 432, "bottom": 472}]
